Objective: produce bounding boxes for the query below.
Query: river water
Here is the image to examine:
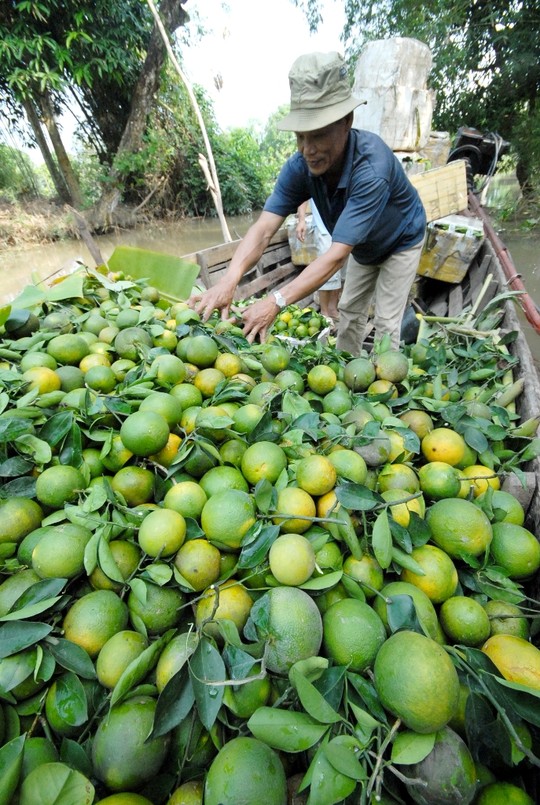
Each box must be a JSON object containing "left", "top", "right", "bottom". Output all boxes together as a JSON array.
[{"left": 0, "top": 208, "right": 539, "bottom": 360}]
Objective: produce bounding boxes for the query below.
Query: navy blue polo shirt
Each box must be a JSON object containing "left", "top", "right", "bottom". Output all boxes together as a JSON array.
[{"left": 264, "top": 129, "right": 426, "bottom": 265}]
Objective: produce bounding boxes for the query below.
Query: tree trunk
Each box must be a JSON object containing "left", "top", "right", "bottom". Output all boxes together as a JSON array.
[
  {"left": 39, "top": 92, "right": 83, "bottom": 208},
  {"left": 22, "top": 98, "right": 71, "bottom": 204},
  {"left": 91, "top": 0, "right": 188, "bottom": 229}
]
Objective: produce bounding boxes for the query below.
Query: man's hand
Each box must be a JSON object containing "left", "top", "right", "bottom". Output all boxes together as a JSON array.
[
  {"left": 188, "top": 279, "right": 236, "bottom": 322},
  {"left": 238, "top": 296, "right": 279, "bottom": 343}
]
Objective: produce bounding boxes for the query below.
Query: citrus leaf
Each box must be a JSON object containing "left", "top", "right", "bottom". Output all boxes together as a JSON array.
[
  {"left": 348, "top": 701, "right": 381, "bottom": 745},
  {"left": 341, "top": 574, "right": 366, "bottom": 601},
  {"left": 97, "top": 536, "right": 125, "bottom": 584},
  {"left": 46, "top": 638, "right": 96, "bottom": 680},
  {"left": 238, "top": 524, "right": 278, "bottom": 569},
  {"left": 10, "top": 578, "right": 67, "bottom": 612},
  {"left": 14, "top": 434, "right": 52, "bottom": 465},
  {"left": 372, "top": 510, "right": 393, "bottom": 569},
  {"left": 19, "top": 761, "right": 94, "bottom": 805},
  {"left": 59, "top": 738, "right": 93, "bottom": 778},
  {"left": 290, "top": 667, "right": 342, "bottom": 724},
  {"left": 0, "top": 621, "right": 52, "bottom": 658},
  {"left": 189, "top": 637, "right": 226, "bottom": 731},
  {"left": 0, "top": 418, "right": 35, "bottom": 443},
  {"left": 391, "top": 730, "right": 436, "bottom": 764},
  {"left": 300, "top": 570, "right": 343, "bottom": 591},
  {"left": 247, "top": 707, "right": 328, "bottom": 752},
  {"left": 38, "top": 412, "right": 74, "bottom": 446},
  {"left": 335, "top": 482, "right": 381, "bottom": 511},
  {"left": 306, "top": 740, "right": 357, "bottom": 805},
  {"left": 110, "top": 630, "right": 175, "bottom": 708},
  {"left": 0, "top": 733, "right": 25, "bottom": 805},
  {"left": 83, "top": 532, "right": 99, "bottom": 576},
  {"left": 150, "top": 668, "right": 195, "bottom": 740},
  {"left": 52, "top": 672, "right": 88, "bottom": 727},
  {"left": 0, "top": 596, "right": 64, "bottom": 621},
  {"left": 325, "top": 735, "right": 367, "bottom": 781}
]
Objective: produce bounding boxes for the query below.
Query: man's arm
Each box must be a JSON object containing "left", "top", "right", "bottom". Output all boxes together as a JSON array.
[
  {"left": 241, "top": 241, "right": 352, "bottom": 342},
  {"left": 296, "top": 201, "right": 308, "bottom": 242},
  {"left": 189, "top": 211, "right": 285, "bottom": 321}
]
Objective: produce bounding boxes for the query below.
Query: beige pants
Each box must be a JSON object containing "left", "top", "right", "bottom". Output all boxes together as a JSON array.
[{"left": 336, "top": 238, "right": 425, "bottom": 354}]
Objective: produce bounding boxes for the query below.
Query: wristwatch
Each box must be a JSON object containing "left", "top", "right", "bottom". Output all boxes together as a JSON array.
[{"left": 272, "top": 290, "right": 287, "bottom": 309}]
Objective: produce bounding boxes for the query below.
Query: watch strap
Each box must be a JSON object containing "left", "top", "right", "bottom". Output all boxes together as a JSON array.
[{"left": 272, "top": 290, "right": 287, "bottom": 309}]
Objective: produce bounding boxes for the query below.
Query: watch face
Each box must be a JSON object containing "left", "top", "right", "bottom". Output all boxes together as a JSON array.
[{"left": 273, "top": 291, "right": 286, "bottom": 308}]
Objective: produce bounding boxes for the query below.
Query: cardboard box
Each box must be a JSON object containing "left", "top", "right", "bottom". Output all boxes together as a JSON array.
[
  {"left": 417, "top": 214, "right": 484, "bottom": 284},
  {"left": 409, "top": 160, "right": 468, "bottom": 222}
]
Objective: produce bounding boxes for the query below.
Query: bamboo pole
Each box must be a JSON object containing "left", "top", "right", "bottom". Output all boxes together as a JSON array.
[{"left": 145, "top": 0, "right": 232, "bottom": 243}]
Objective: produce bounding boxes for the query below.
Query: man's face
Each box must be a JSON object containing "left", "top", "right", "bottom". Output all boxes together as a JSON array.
[{"left": 295, "top": 117, "right": 350, "bottom": 177}]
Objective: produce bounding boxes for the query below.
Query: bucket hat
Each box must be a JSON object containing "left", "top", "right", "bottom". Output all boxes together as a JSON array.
[{"left": 277, "top": 52, "right": 364, "bottom": 132}]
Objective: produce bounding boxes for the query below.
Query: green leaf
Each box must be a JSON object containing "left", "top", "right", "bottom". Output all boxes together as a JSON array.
[
  {"left": 325, "top": 735, "right": 367, "bottom": 781},
  {"left": 14, "top": 434, "right": 52, "bottom": 465},
  {"left": 189, "top": 638, "right": 226, "bottom": 731},
  {"left": 386, "top": 594, "right": 425, "bottom": 635},
  {"left": 349, "top": 701, "right": 381, "bottom": 745},
  {"left": 300, "top": 570, "right": 343, "bottom": 591},
  {"left": 247, "top": 707, "right": 328, "bottom": 752},
  {"left": 150, "top": 668, "right": 195, "bottom": 740},
  {"left": 39, "top": 412, "right": 74, "bottom": 446},
  {"left": 46, "top": 638, "right": 96, "bottom": 680},
  {"left": 59, "top": 738, "right": 93, "bottom": 778},
  {"left": 0, "top": 596, "right": 64, "bottom": 622},
  {"left": 341, "top": 574, "right": 366, "bottom": 601},
  {"left": 372, "top": 510, "right": 393, "bottom": 569},
  {"left": 51, "top": 672, "right": 88, "bottom": 727},
  {"left": 0, "top": 734, "right": 25, "bottom": 805},
  {"left": 0, "top": 621, "right": 52, "bottom": 658},
  {"left": 97, "top": 536, "right": 125, "bottom": 584},
  {"left": 0, "top": 418, "right": 34, "bottom": 444},
  {"left": 282, "top": 390, "right": 312, "bottom": 417},
  {"left": 10, "top": 578, "right": 67, "bottom": 613},
  {"left": 19, "top": 761, "right": 94, "bottom": 805},
  {"left": 391, "top": 730, "right": 436, "bottom": 764},
  {"left": 304, "top": 740, "right": 357, "bottom": 805},
  {"left": 335, "top": 482, "right": 381, "bottom": 511},
  {"left": 253, "top": 478, "right": 275, "bottom": 513},
  {"left": 110, "top": 630, "right": 175, "bottom": 708},
  {"left": 290, "top": 667, "right": 342, "bottom": 724},
  {"left": 238, "top": 523, "right": 278, "bottom": 569}
]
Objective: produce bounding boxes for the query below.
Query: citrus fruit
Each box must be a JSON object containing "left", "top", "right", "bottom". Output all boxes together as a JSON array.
[
  {"left": 63, "top": 589, "right": 129, "bottom": 658},
  {"left": 322, "top": 598, "right": 386, "bottom": 672},
  {"left": 377, "top": 463, "right": 419, "bottom": 494},
  {"left": 32, "top": 522, "right": 92, "bottom": 579},
  {"left": 163, "top": 481, "right": 208, "bottom": 520},
  {"left": 35, "top": 464, "right": 85, "bottom": 509},
  {"left": 166, "top": 781, "right": 203, "bottom": 805},
  {"left": 89, "top": 539, "right": 141, "bottom": 591},
  {"left": 101, "top": 434, "right": 134, "bottom": 472},
  {"left": 240, "top": 440, "right": 287, "bottom": 485},
  {"left": 113, "top": 326, "right": 153, "bottom": 361},
  {"left": 342, "top": 356, "right": 376, "bottom": 391},
  {"left": 128, "top": 581, "right": 185, "bottom": 634},
  {"left": 489, "top": 521, "right": 540, "bottom": 579},
  {"left": 403, "top": 725, "right": 477, "bottom": 805},
  {"left": 214, "top": 351, "right": 243, "bottom": 377},
  {"left": 115, "top": 308, "right": 140, "bottom": 329},
  {"left": 482, "top": 633, "right": 540, "bottom": 690},
  {"left": 342, "top": 554, "right": 384, "bottom": 598},
  {"left": 96, "top": 630, "right": 148, "bottom": 689},
  {"left": 455, "top": 442, "right": 479, "bottom": 470},
  {"left": 47, "top": 333, "right": 90, "bottom": 365},
  {"left": 426, "top": 497, "right": 493, "bottom": 558},
  {"left": 223, "top": 664, "right": 272, "bottom": 718},
  {"left": 155, "top": 631, "right": 198, "bottom": 693},
  {"left": 268, "top": 533, "right": 316, "bottom": 585},
  {"left": 459, "top": 464, "right": 500, "bottom": 497},
  {"left": 381, "top": 488, "right": 425, "bottom": 527},
  {"left": 120, "top": 410, "right": 170, "bottom": 457},
  {"left": 185, "top": 334, "right": 219, "bottom": 368},
  {"left": 307, "top": 364, "right": 337, "bottom": 395},
  {"left": 231, "top": 403, "right": 264, "bottom": 434},
  {"left": 322, "top": 387, "right": 353, "bottom": 415},
  {"left": 174, "top": 538, "right": 221, "bottom": 591},
  {"left": 137, "top": 508, "right": 186, "bottom": 557},
  {"left": 84, "top": 364, "right": 116, "bottom": 392},
  {"left": 274, "top": 368, "right": 305, "bottom": 393},
  {"left": 398, "top": 409, "right": 434, "bottom": 439},
  {"left": 56, "top": 364, "right": 85, "bottom": 390},
  {"left": 170, "top": 382, "right": 203, "bottom": 410},
  {"left": 401, "top": 544, "right": 459, "bottom": 604},
  {"left": 201, "top": 489, "right": 256, "bottom": 551},
  {"left": 204, "top": 737, "right": 287, "bottom": 805},
  {"left": 199, "top": 465, "right": 248, "bottom": 497},
  {"left": 193, "top": 367, "right": 225, "bottom": 397},
  {"left": 0, "top": 497, "right": 43, "bottom": 545},
  {"left": 367, "top": 379, "right": 397, "bottom": 398},
  {"left": 260, "top": 343, "right": 290, "bottom": 374},
  {"left": 373, "top": 580, "right": 441, "bottom": 642},
  {"left": 440, "top": 596, "right": 491, "bottom": 646},
  {"left": 475, "top": 782, "right": 534, "bottom": 805},
  {"left": 421, "top": 428, "right": 466, "bottom": 466},
  {"left": 418, "top": 461, "right": 462, "bottom": 500},
  {"left": 139, "top": 391, "right": 184, "bottom": 427},
  {"left": 483, "top": 599, "right": 529, "bottom": 639},
  {"left": 273, "top": 486, "right": 316, "bottom": 534},
  {"left": 79, "top": 352, "right": 111, "bottom": 372},
  {"left": 476, "top": 489, "right": 525, "bottom": 525},
  {"left": 293, "top": 454, "right": 336, "bottom": 497},
  {"left": 91, "top": 695, "right": 170, "bottom": 791},
  {"left": 327, "top": 448, "right": 367, "bottom": 484},
  {"left": 195, "top": 579, "right": 253, "bottom": 639},
  {"left": 251, "top": 586, "right": 323, "bottom": 674},
  {"left": 148, "top": 432, "right": 182, "bottom": 467},
  {"left": 22, "top": 366, "right": 61, "bottom": 393},
  {"left": 150, "top": 353, "right": 186, "bottom": 386},
  {"left": 20, "top": 351, "right": 57, "bottom": 371},
  {"left": 111, "top": 466, "right": 155, "bottom": 507},
  {"left": 373, "top": 630, "right": 460, "bottom": 733},
  {"left": 375, "top": 349, "right": 409, "bottom": 382},
  {"left": 354, "top": 431, "right": 391, "bottom": 467}
]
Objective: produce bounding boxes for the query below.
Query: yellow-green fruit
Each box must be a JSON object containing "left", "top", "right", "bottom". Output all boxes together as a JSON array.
[
  {"left": 120, "top": 410, "right": 169, "bottom": 457},
  {"left": 63, "top": 590, "right": 129, "bottom": 658},
  {"left": 204, "top": 737, "right": 287, "bottom": 805},
  {"left": 127, "top": 582, "right": 185, "bottom": 634},
  {"left": 97, "top": 794, "right": 154, "bottom": 804},
  {"left": 91, "top": 696, "right": 170, "bottom": 791},
  {"left": 373, "top": 581, "right": 441, "bottom": 642},
  {"left": 476, "top": 782, "right": 534, "bottom": 805},
  {"left": 323, "top": 598, "right": 386, "bottom": 673},
  {"left": 426, "top": 497, "right": 493, "bottom": 558},
  {"left": 269, "top": 533, "right": 315, "bottom": 586},
  {"left": 32, "top": 523, "right": 92, "bottom": 579},
  {"left": 96, "top": 630, "right": 148, "bottom": 689},
  {"left": 35, "top": 464, "right": 85, "bottom": 509},
  {"left": 482, "top": 634, "right": 540, "bottom": 690},
  {"left": 155, "top": 632, "right": 198, "bottom": 693},
  {"left": 403, "top": 725, "right": 477, "bottom": 805},
  {"left": 483, "top": 599, "right": 530, "bottom": 639},
  {"left": 374, "top": 630, "right": 460, "bottom": 733},
  {"left": 0, "top": 498, "right": 43, "bottom": 544},
  {"left": 223, "top": 665, "right": 272, "bottom": 718},
  {"left": 201, "top": 489, "right": 256, "bottom": 551}
]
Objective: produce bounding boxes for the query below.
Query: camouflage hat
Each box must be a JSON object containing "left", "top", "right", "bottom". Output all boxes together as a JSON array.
[{"left": 277, "top": 51, "right": 364, "bottom": 132}]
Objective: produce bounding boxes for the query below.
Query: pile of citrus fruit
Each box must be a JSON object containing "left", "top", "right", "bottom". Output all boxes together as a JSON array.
[{"left": 0, "top": 266, "right": 539, "bottom": 805}]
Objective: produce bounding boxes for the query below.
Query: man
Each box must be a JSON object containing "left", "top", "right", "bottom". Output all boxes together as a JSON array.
[{"left": 190, "top": 51, "right": 426, "bottom": 352}]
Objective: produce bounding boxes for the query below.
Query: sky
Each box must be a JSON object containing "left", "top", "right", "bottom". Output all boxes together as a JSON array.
[{"left": 180, "top": 0, "right": 346, "bottom": 130}]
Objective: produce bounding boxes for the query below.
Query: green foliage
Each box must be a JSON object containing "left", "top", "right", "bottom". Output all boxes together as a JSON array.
[{"left": 0, "top": 146, "right": 39, "bottom": 200}]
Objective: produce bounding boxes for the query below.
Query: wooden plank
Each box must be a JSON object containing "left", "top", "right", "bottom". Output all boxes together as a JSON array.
[
  {"left": 447, "top": 284, "right": 463, "bottom": 318},
  {"left": 239, "top": 263, "right": 300, "bottom": 298},
  {"left": 409, "top": 161, "right": 468, "bottom": 222}
]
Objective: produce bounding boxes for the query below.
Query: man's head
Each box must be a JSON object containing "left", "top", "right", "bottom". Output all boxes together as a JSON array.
[{"left": 277, "top": 52, "right": 363, "bottom": 132}]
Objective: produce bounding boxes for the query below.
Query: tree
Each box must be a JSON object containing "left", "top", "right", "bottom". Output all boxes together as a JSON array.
[{"left": 293, "top": 0, "right": 540, "bottom": 191}]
